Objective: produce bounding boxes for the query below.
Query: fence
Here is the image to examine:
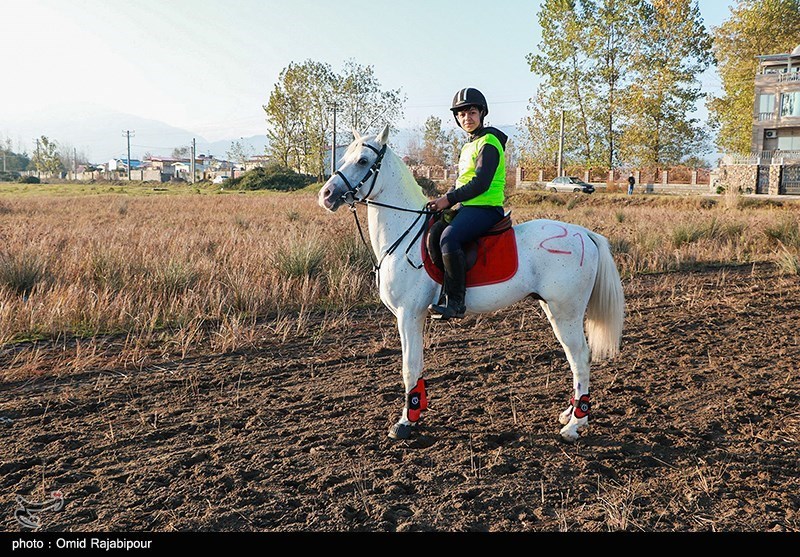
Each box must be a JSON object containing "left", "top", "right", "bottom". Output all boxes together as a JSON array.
[{"left": 516, "top": 166, "right": 712, "bottom": 194}]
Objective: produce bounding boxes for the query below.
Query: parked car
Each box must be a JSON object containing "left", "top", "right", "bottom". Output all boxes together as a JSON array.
[
  {"left": 546, "top": 176, "right": 595, "bottom": 194},
  {"left": 212, "top": 175, "right": 230, "bottom": 184}
]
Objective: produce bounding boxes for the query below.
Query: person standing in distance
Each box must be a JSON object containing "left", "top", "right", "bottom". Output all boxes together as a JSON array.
[
  {"left": 627, "top": 174, "right": 635, "bottom": 195},
  {"left": 426, "top": 87, "right": 508, "bottom": 320}
]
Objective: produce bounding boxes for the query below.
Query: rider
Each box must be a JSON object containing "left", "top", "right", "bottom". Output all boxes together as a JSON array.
[{"left": 426, "top": 87, "right": 508, "bottom": 320}]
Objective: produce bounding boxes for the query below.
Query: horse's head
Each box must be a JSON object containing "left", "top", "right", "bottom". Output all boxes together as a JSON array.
[{"left": 318, "top": 124, "right": 390, "bottom": 212}]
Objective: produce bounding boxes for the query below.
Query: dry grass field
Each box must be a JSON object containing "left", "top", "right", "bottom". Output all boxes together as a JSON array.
[{"left": 1, "top": 182, "right": 799, "bottom": 532}]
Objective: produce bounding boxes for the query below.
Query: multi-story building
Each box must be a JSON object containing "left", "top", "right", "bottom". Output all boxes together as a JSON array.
[{"left": 752, "top": 44, "right": 800, "bottom": 157}]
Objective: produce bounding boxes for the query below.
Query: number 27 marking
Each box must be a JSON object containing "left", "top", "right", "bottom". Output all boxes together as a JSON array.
[{"left": 539, "top": 224, "right": 585, "bottom": 267}]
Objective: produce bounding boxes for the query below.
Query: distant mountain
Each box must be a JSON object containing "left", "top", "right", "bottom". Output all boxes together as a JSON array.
[
  {"left": 0, "top": 103, "right": 519, "bottom": 165},
  {"left": 0, "top": 103, "right": 268, "bottom": 164}
]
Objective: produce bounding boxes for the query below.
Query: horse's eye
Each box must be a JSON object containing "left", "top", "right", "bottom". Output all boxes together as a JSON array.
[{"left": 358, "top": 158, "right": 368, "bottom": 166}]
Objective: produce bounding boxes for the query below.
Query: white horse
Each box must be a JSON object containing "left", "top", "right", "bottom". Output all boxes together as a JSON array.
[{"left": 319, "top": 125, "right": 624, "bottom": 442}]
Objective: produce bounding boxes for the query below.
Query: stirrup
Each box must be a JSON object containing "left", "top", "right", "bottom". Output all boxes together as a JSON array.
[{"left": 429, "top": 302, "right": 465, "bottom": 320}]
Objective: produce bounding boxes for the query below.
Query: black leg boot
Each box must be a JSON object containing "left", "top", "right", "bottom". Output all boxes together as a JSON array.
[{"left": 430, "top": 250, "right": 466, "bottom": 320}]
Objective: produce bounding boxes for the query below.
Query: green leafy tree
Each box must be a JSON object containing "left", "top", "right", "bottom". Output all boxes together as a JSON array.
[
  {"left": 619, "top": 0, "right": 713, "bottom": 166},
  {"left": 420, "top": 116, "right": 450, "bottom": 166},
  {"left": 707, "top": 0, "right": 800, "bottom": 154},
  {"left": 29, "top": 136, "right": 63, "bottom": 174},
  {"left": 527, "top": 0, "right": 598, "bottom": 166},
  {"left": 525, "top": 0, "right": 713, "bottom": 170},
  {"left": 588, "top": 0, "right": 640, "bottom": 169},
  {"left": 518, "top": 88, "right": 566, "bottom": 168},
  {"left": 264, "top": 76, "right": 304, "bottom": 170},
  {"left": 0, "top": 138, "right": 30, "bottom": 172},
  {"left": 526, "top": 0, "right": 639, "bottom": 170},
  {"left": 264, "top": 59, "right": 405, "bottom": 179}
]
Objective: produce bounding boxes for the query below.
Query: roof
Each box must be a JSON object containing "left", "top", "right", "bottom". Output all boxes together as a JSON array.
[{"left": 756, "top": 44, "right": 800, "bottom": 62}]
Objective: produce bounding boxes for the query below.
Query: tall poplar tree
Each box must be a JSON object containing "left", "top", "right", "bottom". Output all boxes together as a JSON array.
[
  {"left": 707, "top": 0, "right": 800, "bottom": 154},
  {"left": 619, "top": 0, "right": 713, "bottom": 166},
  {"left": 524, "top": 0, "right": 714, "bottom": 170},
  {"left": 527, "top": 0, "right": 597, "bottom": 166}
]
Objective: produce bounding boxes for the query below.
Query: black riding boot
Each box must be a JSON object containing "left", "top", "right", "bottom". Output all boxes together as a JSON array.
[{"left": 429, "top": 250, "right": 466, "bottom": 320}]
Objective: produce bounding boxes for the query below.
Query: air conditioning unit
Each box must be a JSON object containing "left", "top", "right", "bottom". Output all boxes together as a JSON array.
[{"left": 765, "top": 130, "right": 778, "bottom": 139}]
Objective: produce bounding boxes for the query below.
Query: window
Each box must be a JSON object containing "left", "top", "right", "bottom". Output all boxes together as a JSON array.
[
  {"left": 777, "top": 133, "right": 800, "bottom": 151},
  {"left": 780, "top": 92, "right": 800, "bottom": 117},
  {"left": 759, "top": 94, "right": 775, "bottom": 113}
]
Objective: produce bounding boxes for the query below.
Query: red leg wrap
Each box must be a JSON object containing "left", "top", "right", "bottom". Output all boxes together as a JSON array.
[
  {"left": 570, "top": 394, "right": 591, "bottom": 419},
  {"left": 406, "top": 378, "right": 428, "bottom": 422}
]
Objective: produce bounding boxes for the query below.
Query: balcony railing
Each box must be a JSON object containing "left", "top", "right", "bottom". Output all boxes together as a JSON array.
[
  {"left": 758, "top": 111, "right": 776, "bottom": 121},
  {"left": 779, "top": 73, "right": 800, "bottom": 83},
  {"left": 723, "top": 150, "right": 800, "bottom": 165}
]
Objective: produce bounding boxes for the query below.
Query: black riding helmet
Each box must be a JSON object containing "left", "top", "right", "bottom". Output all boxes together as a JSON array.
[{"left": 450, "top": 87, "right": 488, "bottom": 128}]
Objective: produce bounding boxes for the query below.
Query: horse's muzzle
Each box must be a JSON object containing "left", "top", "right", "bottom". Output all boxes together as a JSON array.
[{"left": 318, "top": 179, "right": 342, "bottom": 211}]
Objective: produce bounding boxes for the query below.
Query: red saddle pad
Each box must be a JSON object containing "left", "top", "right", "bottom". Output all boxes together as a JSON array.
[{"left": 422, "top": 226, "right": 518, "bottom": 287}]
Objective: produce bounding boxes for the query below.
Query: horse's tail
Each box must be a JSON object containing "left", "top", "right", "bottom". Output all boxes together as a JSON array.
[{"left": 585, "top": 231, "right": 625, "bottom": 362}]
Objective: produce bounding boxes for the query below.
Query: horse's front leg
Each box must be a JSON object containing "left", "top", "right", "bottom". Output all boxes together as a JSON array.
[{"left": 387, "top": 307, "right": 427, "bottom": 440}]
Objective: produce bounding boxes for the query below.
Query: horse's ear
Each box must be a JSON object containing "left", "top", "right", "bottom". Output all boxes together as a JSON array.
[
  {"left": 376, "top": 124, "right": 390, "bottom": 145},
  {"left": 352, "top": 129, "right": 363, "bottom": 142}
]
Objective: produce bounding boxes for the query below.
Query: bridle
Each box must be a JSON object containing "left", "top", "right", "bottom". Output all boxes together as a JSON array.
[
  {"left": 334, "top": 141, "right": 436, "bottom": 280},
  {"left": 335, "top": 142, "right": 387, "bottom": 205}
]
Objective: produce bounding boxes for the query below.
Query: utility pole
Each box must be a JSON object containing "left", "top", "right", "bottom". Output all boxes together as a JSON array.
[
  {"left": 122, "top": 130, "right": 135, "bottom": 181},
  {"left": 330, "top": 102, "right": 337, "bottom": 178},
  {"left": 557, "top": 109, "right": 565, "bottom": 178},
  {"left": 191, "top": 138, "right": 196, "bottom": 184}
]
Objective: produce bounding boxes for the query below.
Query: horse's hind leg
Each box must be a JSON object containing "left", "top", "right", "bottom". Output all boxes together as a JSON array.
[{"left": 540, "top": 300, "right": 591, "bottom": 442}]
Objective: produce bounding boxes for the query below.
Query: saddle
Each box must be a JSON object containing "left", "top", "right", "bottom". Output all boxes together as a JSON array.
[{"left": 422, "top": 210, "right": 518, "bottom": 287}]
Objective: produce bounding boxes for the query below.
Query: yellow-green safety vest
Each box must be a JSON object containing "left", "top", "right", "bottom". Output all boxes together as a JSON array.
[{"left": 455, "top": 133, "right": 505, "bottom": 206}]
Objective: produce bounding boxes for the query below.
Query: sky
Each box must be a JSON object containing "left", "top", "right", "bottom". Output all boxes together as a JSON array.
[{"left": 0, "top": 0, "right": 737, "bottom": 161}]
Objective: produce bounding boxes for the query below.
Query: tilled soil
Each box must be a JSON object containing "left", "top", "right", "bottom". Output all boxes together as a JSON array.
[{"left": 1, "top": 263, "right": 798, "bottom": 532}]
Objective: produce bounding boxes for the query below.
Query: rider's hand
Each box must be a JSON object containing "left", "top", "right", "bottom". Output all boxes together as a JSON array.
[{"left": 426, "top": 195, "right": 451, "bottom": 212}]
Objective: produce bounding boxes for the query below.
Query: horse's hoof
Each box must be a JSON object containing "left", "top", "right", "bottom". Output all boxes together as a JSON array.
[
  {"left": 388, "top": 422, "right": 414, "bottom": 440},
  {"left": 559, "top": 426, "right": 580, "bottom": 442},
  {"left": 560, "top": 420, "right": 587, "bottom": 442}
]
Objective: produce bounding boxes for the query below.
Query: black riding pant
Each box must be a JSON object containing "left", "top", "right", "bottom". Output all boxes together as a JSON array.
[{"left": 440, "top": 206, "right": 505, "bottom": 255}]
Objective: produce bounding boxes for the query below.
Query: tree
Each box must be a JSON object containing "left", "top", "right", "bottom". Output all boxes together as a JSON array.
[
  {"left": 263, "top": 59, "right": 406, "bottom": 179},
  {"left": 337, "top": 59, "right": 406, "bottom": 137},
  {"left": 57, "top": 143, "right": 90, "bottom": 173},
  {"left": 517, "top": 88, "right": 566, "bottom": 168},
  {"left": 527, "top": 0, "right": 639, "bottom": 170},
  {"left": 172, "top": 146, "right": 190, "bottom": 159},
  {"left": 525, "top": 0, "right": 713, "bottom": 170},
  {"left": 527, "top": 0, "right": 598, "bottom": 166},
  {"left": 226, "top": 139, "right": 255, "bottom": 168},
  {"left": 29, "top": 136, "right": 62, "bottom": 174},
  {"left": 420, "top": 116, "right": 450, "bottom": 166},
  {"left": 0, "top": 138, "right": 30, "bottom": 172},
  {"left": 587, "top": 0, "right": 641, "bottom": 169},
  {"left": 707, "top": 0, "right": 800, "bottom": 154},
  {"left": 618, "top": 0, "right": 713, "bottom": 167}
]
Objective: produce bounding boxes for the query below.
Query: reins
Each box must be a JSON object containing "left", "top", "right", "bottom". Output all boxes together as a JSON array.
[{"left": 337, "top": 142, "right": 436, "bottom": 280}]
